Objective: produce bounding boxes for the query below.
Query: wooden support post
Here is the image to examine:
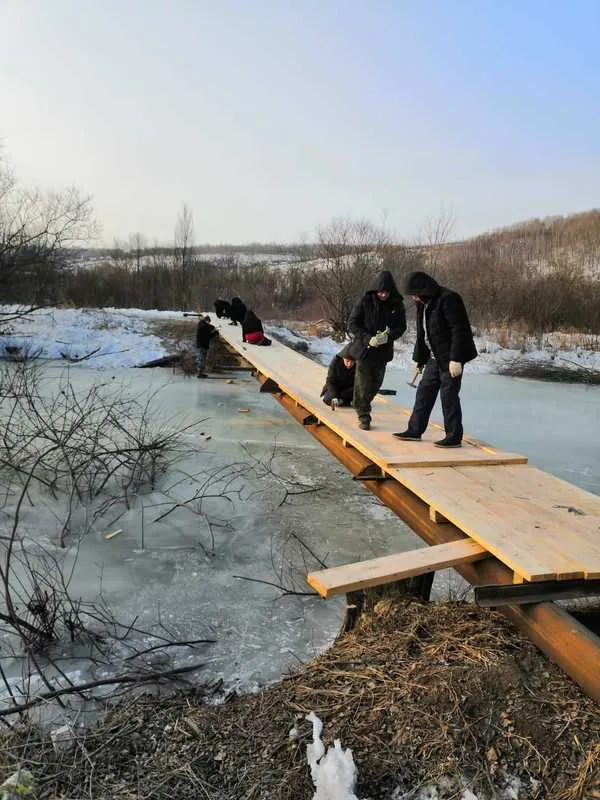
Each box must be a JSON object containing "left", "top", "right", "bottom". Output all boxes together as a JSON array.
[
  {"left": 429, "top": 507, "right": 449, "bottom": 524},
  {"left": 352, "top": 464, "right": 387, "bottom": 482},
  {"left": 302, "top": 413, "right": 319, "bottom": 426},
  {"left": 259, "top": 377, "right": 281, "bottom": 393}
]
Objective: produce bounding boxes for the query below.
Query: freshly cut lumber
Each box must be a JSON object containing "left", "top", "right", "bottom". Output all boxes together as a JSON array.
[{"left": 307, "top": 538, "right": 488, "bottom": 598}]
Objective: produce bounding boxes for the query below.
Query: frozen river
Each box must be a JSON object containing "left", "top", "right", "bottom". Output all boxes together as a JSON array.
[{"left": 1, "top": 359, "right": 597, "bottom": 724}]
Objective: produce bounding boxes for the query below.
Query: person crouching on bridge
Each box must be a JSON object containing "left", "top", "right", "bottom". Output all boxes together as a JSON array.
[
  {"left": 393, "top": 271, "right": 477, "bottom": 447},
  {"left": 196, "top": 314, "right": 218, "bottom": 378},
  {"left": 321, "top": 345, "right": 356, "bottom": 409},
  {"left": 230, "top": 297, "right": 271, "bottom": 346},
  {"left": 348, "top": 270, "right": 406, "bottom": 431},
  {"left": 214, "top": 298, "right": 236, "bottom": 324}
]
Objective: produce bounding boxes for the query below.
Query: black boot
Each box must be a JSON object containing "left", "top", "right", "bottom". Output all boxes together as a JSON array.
[
  {"left": 393, "top": 430, "right": 421, "bottom": 441},
  {"left": 358, "top": 417, "right": 371, "bottom": 431},
  {"left": 434, "top": 437, "right": 461, "bottom": 448}
]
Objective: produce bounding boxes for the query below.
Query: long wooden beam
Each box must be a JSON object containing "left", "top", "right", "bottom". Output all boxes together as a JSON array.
[{"left": 222, "top": 340, "right": 600, "bottom": 701}]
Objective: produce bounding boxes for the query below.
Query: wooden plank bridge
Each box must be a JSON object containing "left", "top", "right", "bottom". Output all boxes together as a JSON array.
[{"left": 214, "top": 322, "right": 600, "bottom": 700}]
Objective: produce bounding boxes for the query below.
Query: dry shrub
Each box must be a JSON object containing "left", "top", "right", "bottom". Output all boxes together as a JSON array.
[{"left": 3, "top": 599, "right": 597, "bottom": 800}]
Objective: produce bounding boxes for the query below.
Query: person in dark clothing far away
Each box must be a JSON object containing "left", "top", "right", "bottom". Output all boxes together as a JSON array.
[
  {"left": 230, "top": 297, "right": 271, "bottom": 346},
  {"left": 321, "top": 344, "right": 356, "bottom": 409},
  {"left": 214, "top": 298, "right": 236, "bottom": 324},
  {"left": 229, "top": 297, "right": 246, "bottom": 325},
  {"left": 393, "top": 271, "right": 477, "bottom": 447},
  {"left": 196, "top": 314, "right": 218, "bottom": 378},
  {"left": 348, "top": 270, "right": 406, "bottom": 430}
]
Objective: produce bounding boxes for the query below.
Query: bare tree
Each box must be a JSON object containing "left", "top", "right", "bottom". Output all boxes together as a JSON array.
[
  {"left": 418, "top": 206, "right": 456, "bottom": 270},
  {"left": 174, "top": 203, "right": 194, "bottom": 310},
  {"left": 311, "top": 218, "right": 392, "bottom": 337},
  {"left": 0, "top": 155, "right": 95, "bottom": 304},
  {"left": 129, "top": 231, "right": 147, "bottom": 275}
]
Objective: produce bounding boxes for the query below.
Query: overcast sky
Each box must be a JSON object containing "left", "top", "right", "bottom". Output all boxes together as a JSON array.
[{"left": 2, "top": 0, "right": 599, "bottom": 245}]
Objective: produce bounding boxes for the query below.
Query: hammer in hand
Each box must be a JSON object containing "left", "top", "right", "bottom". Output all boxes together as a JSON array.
[{"left": 407, "top": 366, "right": 420, "bottom": 388}]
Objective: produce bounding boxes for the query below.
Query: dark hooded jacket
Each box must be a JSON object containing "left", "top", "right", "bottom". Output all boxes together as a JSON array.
[
  {"left": 321, "top": 344, "right": 356, "bottom": 398},
  {"left": 229, "top": 297, "right": 247, "bottom": 324},
  {"left": 406, "top": 271, "right": 477, "bottom": 369},
  {"left": 214, "top": 298, "right": 232, "bottom": 320},
  {"left": 347, "top": 270, "right": 406, "bottom": 363},
  {"left": 196, "top": 316, "right": 218, "bottom": 349},
  {"left": 230, "top": 297, "right": 267, "bottom": 341},
  {"left": 241, "top": 309, "right": 264, "bottom": 338}
]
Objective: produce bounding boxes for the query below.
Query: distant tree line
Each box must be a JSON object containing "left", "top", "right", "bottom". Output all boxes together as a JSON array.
[
  {"left": 2, "top": 151, "right": 600, "bottom": 336},
  {"left": 429, "top": 215, "right": 600, "bottom": 333}
]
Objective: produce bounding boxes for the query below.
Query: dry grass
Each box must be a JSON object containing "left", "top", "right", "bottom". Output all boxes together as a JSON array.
[
  {"left": 1, "top": 599, "right": 598, "bottom": 799},
  {"left": 149, "top": 317, "right": 197, "bottom": 344}
]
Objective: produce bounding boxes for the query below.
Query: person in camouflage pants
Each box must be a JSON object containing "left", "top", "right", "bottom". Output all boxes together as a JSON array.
[
  {"left": 353, "top": 361, "right": 388, "bottom": 427},
  {"left": 348, "top": 270, "right": 406, "bottom": 430}
]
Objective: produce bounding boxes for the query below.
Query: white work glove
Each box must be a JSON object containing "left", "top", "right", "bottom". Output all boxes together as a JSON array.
[
  {"left": 368, "top": 328, "right": 389, "bottom": 347},
  {"left": 449, "top": 360, "right": 463, "bottom": 378},
  {"left": 412, "top": 360, "right": 423, "bottom": 375},
  {"left": 330, "top": 397, "right": 342, "bottom": 410}
]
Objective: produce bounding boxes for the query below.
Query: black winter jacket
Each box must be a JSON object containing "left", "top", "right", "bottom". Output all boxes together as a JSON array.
[
  {"left": 214, "top": 298, "right": 232, "bottom": 319},
  {"left": 241, "top": 309, "right": 264, "bottom": 338},
  {"left": 321, "top": 344, "right": 356, "bottom": 398},
  {"left": 406, "top": 271, "right": 477, "bottom": 369},
  {"left": 348, "top": 270, "right": 406, "bottom": 363},
  {"left": 229, "top": 297, "right": 264, "bottom": 337},
  {"left": 196, "top": 318, "right": 218, "bottom": 349},
  {"left": 230, "top": 297, "right": 247, "bottom": 324}
]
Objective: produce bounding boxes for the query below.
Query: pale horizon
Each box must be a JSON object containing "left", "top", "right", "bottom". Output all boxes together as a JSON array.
[{"left": 2, "top": 1, "right": 599, "bottom": 247}]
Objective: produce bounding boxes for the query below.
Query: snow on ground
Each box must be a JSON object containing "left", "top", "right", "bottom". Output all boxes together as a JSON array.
[
  {"left": 268, "top": 322, "right": 600, "bottom": 376},
  {"left": 0, "top": 306, "right": 186, "bottom": 367},
  {"left": 2, "top": 305, "right": 599, "bottom": 376}
]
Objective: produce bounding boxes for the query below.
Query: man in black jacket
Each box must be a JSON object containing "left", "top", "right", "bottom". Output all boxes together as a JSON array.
[
  {"left": 394, "top": 271, "right": 477, "bottom": 447},
  {"left": 214, "top": 298, "right": 236, "bottom": 325},
  {"left": 321, "top": 344, "right": 356, "bottom": 409},
  {"left": 196, "top": 315, "right": 218, "bottom": 378},
  {"left": 348, "top": 270, "right": 406, "bottom": 430}
]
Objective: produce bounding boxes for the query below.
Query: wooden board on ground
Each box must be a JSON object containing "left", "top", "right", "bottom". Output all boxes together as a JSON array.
[
  {"left": 216, "top": 324, "right": 527, "bottom": 469},
  {"left": 307, "top": 538, "right": 489, "bottom": 597}
]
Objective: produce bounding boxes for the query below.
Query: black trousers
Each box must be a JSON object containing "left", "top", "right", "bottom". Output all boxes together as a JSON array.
[
  {"left": 322, "top": 386, "right": 354, "bottom": 406},
  {"left": 407, "top": 358, "right": 463, "bottom": 442},
  {"left": 353, "top": 360, "right": 387, "bottom": 423}
]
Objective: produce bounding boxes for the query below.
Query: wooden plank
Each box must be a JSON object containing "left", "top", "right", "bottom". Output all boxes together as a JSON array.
[
  {"left": 390, "top": 467, "right": 563, "bottom": 581},
  {"left": 482, "top": 464, "right": 600, "bottom": 516},
  {"left": 439, "top": 478, "right": 591, "bottom": 580},
  {"left": 450, "top": 465, "right": 600, "bottom": 578},
  {"left": 307, "top": 539, "right": 488, "bottom": 597},
  {"left": 217, "top": 325, "right": 528, "bottom": 469}
]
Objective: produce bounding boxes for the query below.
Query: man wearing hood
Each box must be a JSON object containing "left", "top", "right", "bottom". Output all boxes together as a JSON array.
[
  {"left": 196, "top": 314, "right": 218, "bottom": 378},
  {"left": 394, "top": 271, "right": 477, "bottom": 447},
  {"left": 321, "top": 344, "right": 356, "bottom": 409},
  {"left": 348, "top": 270, "right": 406, "bottom": 430}
]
